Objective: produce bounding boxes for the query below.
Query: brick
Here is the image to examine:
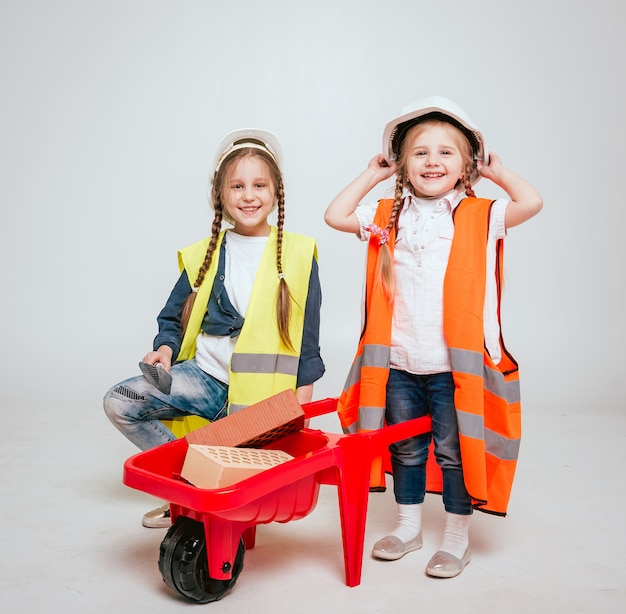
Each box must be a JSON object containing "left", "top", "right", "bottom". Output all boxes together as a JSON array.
[
  {"left": 181, "top": 445, "right": 294, "bottom": 489},
  {"left": 185, "top": 388, "right": 305, "bottom": 447}
]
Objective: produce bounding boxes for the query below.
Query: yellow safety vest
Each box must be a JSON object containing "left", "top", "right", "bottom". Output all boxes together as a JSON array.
[{"left": 178, "top": 227, "right": 317, "bottom": 412}]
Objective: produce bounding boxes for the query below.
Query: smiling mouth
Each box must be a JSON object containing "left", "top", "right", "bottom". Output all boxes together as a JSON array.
[
  {"left": 422, "top": 172, "right": 445, "bottom": 179},
  {"left": 239, "top": 206, "right": 260, "bottom": 213}
]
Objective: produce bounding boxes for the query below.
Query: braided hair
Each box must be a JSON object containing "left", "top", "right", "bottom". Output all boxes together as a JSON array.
[{"left": 180, "top": 147, "right": 293, "bottom": 349}]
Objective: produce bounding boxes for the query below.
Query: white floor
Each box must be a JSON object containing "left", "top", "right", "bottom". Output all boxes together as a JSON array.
[{"left": 2, "top": 404, "right": 624, "bottom": 613}]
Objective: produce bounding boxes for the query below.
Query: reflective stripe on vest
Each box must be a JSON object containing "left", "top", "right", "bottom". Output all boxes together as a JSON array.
[
  {"left": 451, "top": 349, "right": 521, "bottom": 461},
  {"left": 178, "top": 228, "right": 316, "bottom": 412},
  {"left": 230, "top": 353, "right": 300, "bottom": 375}
]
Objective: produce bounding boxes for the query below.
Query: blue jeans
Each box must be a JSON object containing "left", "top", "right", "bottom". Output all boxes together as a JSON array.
[
  {"left": 103, "top": 359, "right": 228, "bottom": 450},
  {"left": 386, "top": 369, "right": 472, "bottom": 515}
]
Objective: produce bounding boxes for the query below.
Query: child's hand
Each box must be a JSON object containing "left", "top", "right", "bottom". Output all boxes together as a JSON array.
[
  {"left": 477, "top": 151, "right": 503, "bottom": 182},
  {"left": 142, "top": 346, "right": 173, "bottom": 371},
  {"left": 367, "top": 154, "right": 397, "bottom": 182}
]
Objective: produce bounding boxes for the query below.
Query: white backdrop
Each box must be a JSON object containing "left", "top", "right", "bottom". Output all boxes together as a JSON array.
[{"left": 1, "top": 0, "right": 624, "bottom": 421}]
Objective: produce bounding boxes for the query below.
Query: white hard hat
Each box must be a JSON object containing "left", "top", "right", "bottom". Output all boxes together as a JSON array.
[
  {"left": 382, "top": 96, "right": 488, "bottom": 185},
  {"left": 213, "top": 128, "right": 283, "bottom": 174}
]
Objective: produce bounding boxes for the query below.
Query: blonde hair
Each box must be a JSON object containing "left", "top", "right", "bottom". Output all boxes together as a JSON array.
[
  {"left": 377, "top": 119, "right": 476, "bottom": 302},
  {"left": 181, "top": 147, "right": 294, "bottom": 350}
]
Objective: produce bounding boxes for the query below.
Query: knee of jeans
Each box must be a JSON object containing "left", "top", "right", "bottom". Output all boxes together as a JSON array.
[
  {"left": 103, "top": 384, "right": 147, "bottom": 425},
  {"left": 433, "top": 446, "right": 463, "bottom": 471},
  {"left": 390, "top": 440, "right": 429, "bottom": 466}
]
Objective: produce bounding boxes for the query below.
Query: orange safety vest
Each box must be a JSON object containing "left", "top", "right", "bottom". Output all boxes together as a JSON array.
[{"left": 337, "top": 197, "right": 521, "bottom": 515}]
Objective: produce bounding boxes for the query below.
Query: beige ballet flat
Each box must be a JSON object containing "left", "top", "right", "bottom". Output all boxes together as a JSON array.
[
  {"left": 372, "top": 533, "right": 423, "bottom": 561},
  {"left": 426, "top": 548, "right": 471, "bottom": 578}
]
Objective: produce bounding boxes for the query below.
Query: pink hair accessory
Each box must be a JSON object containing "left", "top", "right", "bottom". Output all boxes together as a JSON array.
[{"left": 364, "top": 223, "right": 390, "bottom": 246}]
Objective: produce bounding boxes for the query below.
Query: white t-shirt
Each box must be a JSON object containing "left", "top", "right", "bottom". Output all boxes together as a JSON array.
[
  {"left": 355, "top": 189, "right": 508, "bottom": 373},
  {"left": 194, "top": 231, "right": 269, "bottom": 383}
]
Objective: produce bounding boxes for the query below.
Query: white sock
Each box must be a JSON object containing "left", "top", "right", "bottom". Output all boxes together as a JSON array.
[
  {"left": 439, "top": 512, "right": 471, "bottom": 559},
  {"left": 389, "top": 503, "right": 422, "bottom": 543}
]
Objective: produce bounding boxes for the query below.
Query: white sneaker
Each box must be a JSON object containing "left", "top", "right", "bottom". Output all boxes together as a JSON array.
[{"left": 141, "top": 503, "right": 171, "bottom": 528}]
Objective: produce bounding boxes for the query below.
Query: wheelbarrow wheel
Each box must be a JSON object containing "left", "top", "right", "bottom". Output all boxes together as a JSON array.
[{"left": 158, "top": 516, "right": 245, "bottom": 603}]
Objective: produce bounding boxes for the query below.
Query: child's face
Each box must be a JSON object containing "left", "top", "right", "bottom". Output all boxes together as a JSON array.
[
  {"left": 403, "top": 122, "right": 466, "bottom": 199},
  {"left": 223, "top": 155, "right": 276, "bottom": 236}
]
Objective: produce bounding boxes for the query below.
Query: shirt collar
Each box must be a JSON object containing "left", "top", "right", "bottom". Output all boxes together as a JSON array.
[{"left": 402, "top": 188, "right": 462, "bottom": 211}]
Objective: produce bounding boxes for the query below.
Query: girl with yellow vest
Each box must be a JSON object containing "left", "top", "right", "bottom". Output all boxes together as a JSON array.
[
  {"left": 324, "top": 97, "right": 542, "bottom": 578},
  {"left": 104, "top": 129, "right": 324, "bottom": 528}
]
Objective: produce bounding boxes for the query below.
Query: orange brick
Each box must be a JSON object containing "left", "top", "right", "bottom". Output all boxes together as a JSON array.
[{"left": 185, "top": 388, "right": 305, "bottom": 447}]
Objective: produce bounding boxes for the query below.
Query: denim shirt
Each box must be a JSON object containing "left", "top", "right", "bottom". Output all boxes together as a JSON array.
[
  {"left": 153, "top": 239, "right": 325, "bottom": 387},
  {"left": 201, "top": 235, "right": 245, "bottom": 338}
]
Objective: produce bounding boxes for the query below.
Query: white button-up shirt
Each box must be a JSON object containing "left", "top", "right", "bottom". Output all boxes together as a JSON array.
[{"left": 355, "top": 189, "right": 508, "bottom": 374}]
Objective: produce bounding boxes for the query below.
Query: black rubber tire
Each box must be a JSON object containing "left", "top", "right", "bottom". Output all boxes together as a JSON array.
[{"left": 158, "top": 516, "right": 245, "bottom": 603}]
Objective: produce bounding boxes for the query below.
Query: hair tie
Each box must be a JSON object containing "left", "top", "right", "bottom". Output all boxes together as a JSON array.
[
  {"left": 192, "top": 287, "right": 199, "bottom": 293},
  {"left": 364, "top": 223, "right": 390, "bottom": 246},
  {"left": 278, "top": 273, "right": 285, "bottom": 279}
]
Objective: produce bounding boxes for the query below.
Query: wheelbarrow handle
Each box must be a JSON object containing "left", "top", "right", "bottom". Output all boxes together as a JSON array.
[{"left": 301, "top": 397, "right": 338, "bottom": 419}]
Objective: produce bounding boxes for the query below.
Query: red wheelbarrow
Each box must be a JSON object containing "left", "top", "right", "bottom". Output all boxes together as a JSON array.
[{"left": 123, "top": 398, "right": 431, "bottom": 603}]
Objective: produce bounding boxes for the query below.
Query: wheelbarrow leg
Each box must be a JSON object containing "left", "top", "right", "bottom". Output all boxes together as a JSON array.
[
  {"left": 334, "top": 435, "right": 373, "bottom": 588},
  {"left": 201, "top": 516, "right": 248, "bottom": 582},
  {"left": 242, "top": 526, "right": 257, "bottom": 549},
  {"left": 158, "top": 515, "right": 245, "bottom": 603}
]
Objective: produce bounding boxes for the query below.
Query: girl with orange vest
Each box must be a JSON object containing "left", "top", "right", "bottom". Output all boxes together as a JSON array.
[{"left": 324, "top": 97, "right": 542, "bottom": 578}]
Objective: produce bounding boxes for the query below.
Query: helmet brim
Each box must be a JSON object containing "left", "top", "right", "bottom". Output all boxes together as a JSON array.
[{"left": 213, "top": 128, "right": 283, "bottom": 173}]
